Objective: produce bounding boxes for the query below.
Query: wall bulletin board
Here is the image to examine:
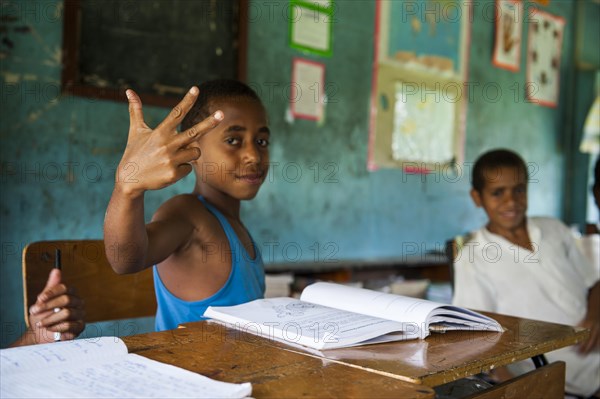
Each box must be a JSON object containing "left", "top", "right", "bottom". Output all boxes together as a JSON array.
[
  {"left": 61, "top": 0, "right": 247, "bottom": 108},
  {"left": 368, "top": 0, "right": 472, "bottom": 171}
]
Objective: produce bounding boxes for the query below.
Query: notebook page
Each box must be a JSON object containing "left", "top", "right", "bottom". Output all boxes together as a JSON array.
[
  {"left": 0, "top": 337, "right": 127, "bottom": 375},
  {"left": 205, "top": 297, "right": 410, "bottom": 349},
  {"left": 0, "top": 353, "right": 252, "bottom": 399},
  {"left": 301, "top": 282, "right": 439, "bottom": 326}
]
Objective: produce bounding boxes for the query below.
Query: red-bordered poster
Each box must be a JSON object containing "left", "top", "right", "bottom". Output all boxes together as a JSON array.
[{"left": 290, "top": 58, "right": 326, "bottom": 121}]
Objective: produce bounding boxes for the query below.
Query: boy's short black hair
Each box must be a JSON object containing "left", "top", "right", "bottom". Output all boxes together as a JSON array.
[
  {"left": 181, "top": 79, "right": 262, "bottom": 131},
  {"left": 472, "top": 149, "right": 528, "bottom": 192}
]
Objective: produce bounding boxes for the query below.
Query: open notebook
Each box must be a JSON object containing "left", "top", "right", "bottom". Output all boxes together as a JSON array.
[
  {"left": 204, "top": 282, "right": 503, "bottom": 351},
  {"left": 0, "top": 337, "right": 251, "bottom": 399}
]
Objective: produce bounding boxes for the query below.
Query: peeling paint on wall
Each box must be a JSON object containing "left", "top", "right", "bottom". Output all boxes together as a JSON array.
[{"left": 2, "top": 71, "right": 20, "bottom": 83}]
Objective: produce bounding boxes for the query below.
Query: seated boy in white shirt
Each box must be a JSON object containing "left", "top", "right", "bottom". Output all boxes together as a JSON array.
[{"left": 452, "top": 149, "right": 600, "bottom": 397}]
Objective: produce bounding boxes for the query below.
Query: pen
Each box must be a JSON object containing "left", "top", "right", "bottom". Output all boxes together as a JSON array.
[{"left": 54, "top": 249, "right": 61, "bottom": 342}]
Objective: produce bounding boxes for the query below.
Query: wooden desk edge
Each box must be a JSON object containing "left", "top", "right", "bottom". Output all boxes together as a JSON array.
[
  {"left": 124, "top": 325, "right": 437, "bottom": 399},
  {"left": 417, "top": 324, "right": 589, "bottom": 387},
  {"left": 176, "top": 318, "right": 590, "bottom": 388}
]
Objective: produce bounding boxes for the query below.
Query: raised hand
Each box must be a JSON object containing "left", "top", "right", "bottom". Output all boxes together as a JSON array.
[{"left": 116, "top": 87, "right": 224, "bottom": 197}]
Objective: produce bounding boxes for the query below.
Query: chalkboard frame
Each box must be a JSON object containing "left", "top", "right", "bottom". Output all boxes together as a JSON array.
[{"left": 61, "top": 0, "right": 248, "bottom": 108}]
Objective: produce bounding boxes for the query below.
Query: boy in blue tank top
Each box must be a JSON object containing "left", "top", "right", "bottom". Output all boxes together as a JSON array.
[{"left": 104, "top": 80, "right": 268, "bottom": 331}]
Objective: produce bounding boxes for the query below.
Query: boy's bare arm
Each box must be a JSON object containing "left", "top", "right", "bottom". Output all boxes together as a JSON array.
[
  {"left": 104, "top": 87, "right": 223, "bottom": 273},
  {"left": 104, "top": 191, "right": 195, "bottom": 273},
  {"left": 578, "top": 281, "right": 600, "bottom": 354}
]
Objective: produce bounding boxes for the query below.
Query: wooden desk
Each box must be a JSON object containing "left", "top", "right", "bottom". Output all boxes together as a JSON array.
[
  {"left": 301, "top": 312, "right": 588, "bottom": 386},
  {"left": 124, "top": 324, "right": 434, "bottom": 399},
  {"left": 124, "top": 313, "right": 587, "bottom": 398}
]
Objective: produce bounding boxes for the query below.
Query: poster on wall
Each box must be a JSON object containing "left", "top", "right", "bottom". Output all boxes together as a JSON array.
[
  {"left": 367, "top": 0, "right": 471, "bottom": 171},
  {"left": 290, "top": 58, "right": 325, "bottom": 121},
  {"left": 289, "top": 1, "right": 333, "bottom": 57},
  {"left": 526, "top": 9, "right": 565, "bottom": 107},
  {"left": 492, "top": 0, "right": 523, "bottom": 71},
  {"left": 391, "top": 80, "right": 456, "bottom": 164}
]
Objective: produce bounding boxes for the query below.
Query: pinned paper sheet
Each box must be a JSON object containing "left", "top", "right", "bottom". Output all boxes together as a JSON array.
[
  {"left": 290, "top": 58, "right": 326, "bottom": 121},
  {"left": 493, "top": 0, "right": 523, "bottom": 71},
  {"left": 526, "top": 9, "right": 565, "bottom": 107},
  {"left": 289, "top": 2, "right": 333, "bottom": 56}
]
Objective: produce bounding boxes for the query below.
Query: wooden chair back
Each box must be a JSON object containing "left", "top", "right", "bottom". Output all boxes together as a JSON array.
[
  {"left": 445, "top": 234, "right": 473, "bottom": 291},
  {"left": 22, "top": 240, "right": 156, "bottom": 326}
]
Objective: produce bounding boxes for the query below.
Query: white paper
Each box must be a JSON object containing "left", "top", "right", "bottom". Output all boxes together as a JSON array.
[
  {"left": 292, "top": 59, "right": 325, "bottom": 120},
  {"left": 204, "top": 283, "right": 502, "bottom": 351},
  {"left": 205, "top": 297, "right": 413, "bottom": 350},
  {"left": 0, "top": 338, "right": 252, "bottom": 399},
  {"left": 300, "top": 283, "right": 502, "bottom": 337},
  {"left": 291, "top": 5, "right": 331, "bottom": 52},
  {"left": 526, "top": 10, "right": 565, "bottom": 106},
  {"left": 493, "top": 0, "right": 523, "bottom": 71},
  {"left": 300, "top": 283, "right": 436, "bottom": 332},
  {"left": 391, "top": 81, "right": 455, "bottom": 164},
  {"left": 0, "top": 337, "right": 127, "bottom": 375}
]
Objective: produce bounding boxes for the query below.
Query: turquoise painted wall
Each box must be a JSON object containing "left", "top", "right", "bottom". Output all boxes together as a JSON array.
[{"left": 0, "top": 0, "right": 593, "bottom": 347}]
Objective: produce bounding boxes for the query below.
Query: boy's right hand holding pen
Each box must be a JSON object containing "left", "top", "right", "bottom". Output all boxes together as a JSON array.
[
  {"left": 115, "top": 87, "right": 224, "bottom": 198},
  {"left": 26, "top": 268, "right": 85, "bottom": 345}
]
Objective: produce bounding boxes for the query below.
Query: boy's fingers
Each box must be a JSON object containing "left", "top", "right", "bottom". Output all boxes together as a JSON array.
[
  {"left": 44, "top": 294, "right": 83, "bottom": 312},
  {"left": 32, "top": 284, "right": 70, "bottom": 314},
  {"left": 579, "top": 340, "right": 592, "bottom": 354},
  {"left": 42, "top": 268, "right": 61, "bottom": 291},
  {"left": 40, "top": 306, "right": 85, "bottom": 328},
  {"left": 578, "top": 329, "right": 598, "bottom": 354},
  {"left": 35, "top": 270, "right": 65, "bottom": 305},
  {"left": 45, "top": 319, "right": 85, "bottom": 335},
  {"left": 174, "top": 147, "right": 201, "bottom": 165},
  {"left": 175, "top": 164, "right": 193, "bottom": 181},
  {"left": 156, "top": 86, "right": 200, "bottom": 133},
  {"left": 173, "top": 110, "right": 224, "bottom": 149},
  {"left": 127, "top": 89, "right": 145, "bottom": 129},
  {"left": 37, "top": 283, "right": 68, "bottom": 302},
  {"left": 588, "top": 328, "right": 599, "bottom": 351}
]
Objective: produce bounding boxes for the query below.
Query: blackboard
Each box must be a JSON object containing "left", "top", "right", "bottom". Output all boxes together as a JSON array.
[{"left": 62, "top": 0, "right": 247, "bottom": 107}]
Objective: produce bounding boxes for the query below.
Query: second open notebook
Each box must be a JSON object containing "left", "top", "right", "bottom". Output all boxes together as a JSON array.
[
  {"left": 204, "top": 282, "right": 503, "bottom": 350},
  {"left": 0, "top": 337, "right": 251, "bottom": 398}
]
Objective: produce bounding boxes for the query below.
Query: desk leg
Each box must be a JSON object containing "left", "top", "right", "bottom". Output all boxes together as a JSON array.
[{"left": 464, "top": 361, "right": 565, "bottom": 399}]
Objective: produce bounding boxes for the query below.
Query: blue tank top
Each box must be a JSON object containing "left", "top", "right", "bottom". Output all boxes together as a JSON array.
[{"left": 153, "top": 196, "right": 265, "bottom": 331}]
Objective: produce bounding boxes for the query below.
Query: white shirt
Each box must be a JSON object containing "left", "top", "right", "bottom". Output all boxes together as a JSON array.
[{"left": 452, "top": 217, "right": 599, "bottom": 396}]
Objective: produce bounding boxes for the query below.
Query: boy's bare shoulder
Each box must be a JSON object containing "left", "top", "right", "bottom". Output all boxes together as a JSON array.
[
  {"left": 152, "top": 194, "right": 211, "bottom": 223},
  {"left": 152, "top": 194, "right": 223, "bottom": 250}
]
